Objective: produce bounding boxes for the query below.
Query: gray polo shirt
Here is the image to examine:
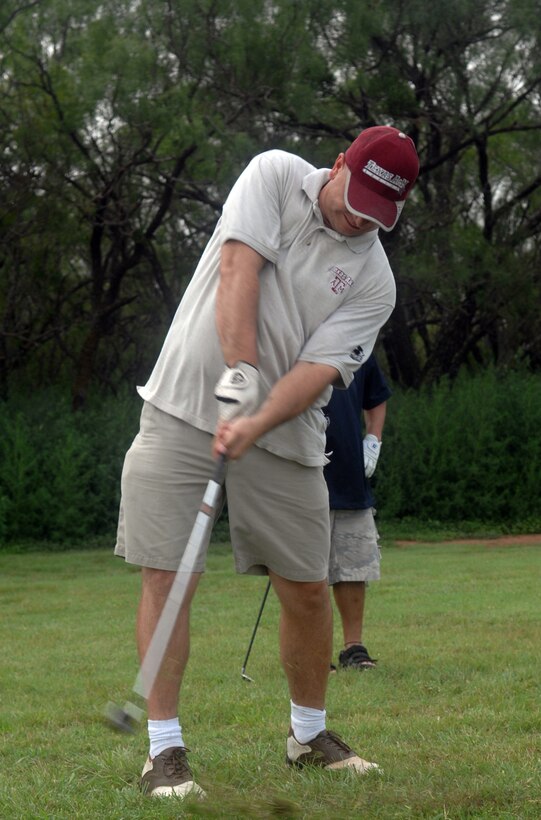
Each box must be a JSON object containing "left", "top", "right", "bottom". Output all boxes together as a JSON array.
[{"left": 139, "top": 150, "right": 395, "bottom": 466}]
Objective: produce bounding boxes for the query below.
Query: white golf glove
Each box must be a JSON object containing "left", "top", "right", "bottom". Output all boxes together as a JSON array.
[
  {"left": 215, "top": 361, "right": 260, "bottom": 421},
  {"left": 363, "top": 434, "right": 382, "bottom": 478}
]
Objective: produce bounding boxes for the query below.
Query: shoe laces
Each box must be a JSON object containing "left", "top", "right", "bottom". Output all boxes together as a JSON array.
[
  {"left": 318, "top": 730, "right": 353, "bottom": 755},
  {"left": 163, "top": 747, "right": 191, "bottom": 778}
]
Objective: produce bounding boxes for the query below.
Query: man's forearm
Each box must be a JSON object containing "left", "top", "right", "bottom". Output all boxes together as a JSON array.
[
  {"left": 252, "top": 361, "right": 338, "bottom": 434},
  {"left": 216, "top": 240, "right": 264, "bottom": 367},
  {"left": 364, "top": 403, "right": 387, "bottom": 440}
]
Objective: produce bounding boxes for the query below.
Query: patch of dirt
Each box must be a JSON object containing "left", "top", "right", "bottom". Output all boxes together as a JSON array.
[{"left": 395, "top": 534, "right": 541, "bottom": 547}]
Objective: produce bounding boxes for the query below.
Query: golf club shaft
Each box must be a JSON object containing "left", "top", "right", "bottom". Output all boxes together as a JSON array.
[
  {"left": 241, "top": 579, "right": 271, "bottom": 677},
  {"left": 133, "top": 454, "right": 227, "bottom": 700}
]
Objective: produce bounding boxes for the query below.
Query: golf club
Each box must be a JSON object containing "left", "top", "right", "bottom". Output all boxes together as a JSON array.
[
  {"left": 105, "top": 453, "right": 227, "bottom": 733},
  {"left": 241, "top": 579, "right": 271, "bottom": 682}
]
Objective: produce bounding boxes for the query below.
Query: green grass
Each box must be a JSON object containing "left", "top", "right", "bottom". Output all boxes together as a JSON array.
[{"left": 0, "top": 539, "right": 540, "bottom": 818}]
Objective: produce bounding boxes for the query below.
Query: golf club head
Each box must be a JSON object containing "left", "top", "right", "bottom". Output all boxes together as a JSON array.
[
  {"left": 104, "top": 700, "right": 144, "bottom": 733},
  {"left": 241, "top": 668, "right": 254, "bottom": 683}
]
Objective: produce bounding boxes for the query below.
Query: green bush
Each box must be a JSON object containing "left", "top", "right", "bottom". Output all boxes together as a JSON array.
[
  {"left": 376, "top": 368, "right": 541, "bottom": 529},
  {"left": 0, "top": 370, "right": 540, "bottom": 550},
  {"left": 0, "top": 388, "right": 140, "bottom": 547}
]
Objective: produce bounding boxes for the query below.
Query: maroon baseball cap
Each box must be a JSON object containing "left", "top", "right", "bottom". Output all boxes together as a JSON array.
[{"left": 344, "top": 126, "right": 419, "bottom": 231}]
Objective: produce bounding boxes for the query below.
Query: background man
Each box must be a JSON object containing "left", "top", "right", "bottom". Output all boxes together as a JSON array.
[
  {"left": 115, "top": 126, "right": 419, "bottom": 797},
  {"left": 324, "top": 353, "right": 391, "bottom": 671}
]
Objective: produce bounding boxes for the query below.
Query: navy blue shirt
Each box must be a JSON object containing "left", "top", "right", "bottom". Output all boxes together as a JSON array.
[{"left": 323, "top": 354, "right": 391, "bottom": 510}]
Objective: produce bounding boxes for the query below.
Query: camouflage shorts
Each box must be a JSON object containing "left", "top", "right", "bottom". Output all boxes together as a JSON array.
[{"left": 327, "top": 508, "right": 381, "bottom": 585}]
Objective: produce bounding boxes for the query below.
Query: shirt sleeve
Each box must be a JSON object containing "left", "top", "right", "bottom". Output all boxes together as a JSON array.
[
  {"left": 362, "top": 356, "right": 393, "bottom": 409},
  {"left": 298, "top": 284, "right": 396, "bottom": 389},
  {"left": 220, "top": 151, "right": 289, "bottom": 263}
]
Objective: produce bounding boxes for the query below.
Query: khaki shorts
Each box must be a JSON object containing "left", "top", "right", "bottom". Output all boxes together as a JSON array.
[
  {"left": 327, "top": 509, "right": 381, "bottom": 585},
  {"left": 115, "top": 403, "right": 331, "bottom": 581}
]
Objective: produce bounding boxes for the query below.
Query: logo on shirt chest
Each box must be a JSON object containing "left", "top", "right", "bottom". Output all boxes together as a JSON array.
[{"left": 329, "top": 266, "right": 353, "bottom": 295}]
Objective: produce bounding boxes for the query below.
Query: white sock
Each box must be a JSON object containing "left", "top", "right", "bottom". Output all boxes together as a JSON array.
[
  {"left": 148, "top": 717, "right": 184, "bottom": 759},
  {"left": 290, "top": 700, "right": 326, "bottom": 744}
]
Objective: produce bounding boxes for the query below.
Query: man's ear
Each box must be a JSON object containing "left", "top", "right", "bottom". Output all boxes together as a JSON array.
[{"left": 329, "top": 152, "right": 346, "bottom": 179}]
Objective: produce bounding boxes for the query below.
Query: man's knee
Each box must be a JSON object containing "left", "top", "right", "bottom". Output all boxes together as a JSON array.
[
  {"left": 141, "top": 566, "right": 201, "bottom": 611},
  {"left": 142, "top": 566, "right": 176, "bottom": 595},
  {"left": 276, "top": 577, "right": 331, "bottom": 619}
]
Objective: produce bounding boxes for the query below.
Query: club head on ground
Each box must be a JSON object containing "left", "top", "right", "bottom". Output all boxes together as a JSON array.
[
  {"left": 104, "top": 700, "right": 143, "bottom": 733},
  {"left": 241, "top": 668, "right": 254, "bottom": 682}
]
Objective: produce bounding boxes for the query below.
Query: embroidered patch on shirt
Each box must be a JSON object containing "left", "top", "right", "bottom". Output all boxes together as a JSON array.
[
  {"left": 329, "top": 266, "right": 354, "bottom": 294},
  {"left": 350, "top": 344, "right": 365, "bottom": 363}
]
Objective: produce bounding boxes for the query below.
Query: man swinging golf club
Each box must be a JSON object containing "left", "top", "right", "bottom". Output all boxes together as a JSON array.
[{"left": 115, "top": 125, "right": 419, "bottom": 797}]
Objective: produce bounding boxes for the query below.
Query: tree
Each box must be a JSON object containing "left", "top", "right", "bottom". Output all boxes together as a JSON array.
[
  {"left": 1, "top": 0, "right": 540, "bottom": 401},
  {"left": 322, "top": 0, "right": 541, "bottom": 384}
]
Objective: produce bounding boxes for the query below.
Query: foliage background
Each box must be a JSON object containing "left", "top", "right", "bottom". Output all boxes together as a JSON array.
[
  {"left": 1, "top": 369, "right": 540, "bottom": 548},
  {"left": 1, "top": 0, "right": 541, "bottom": 542},
  {"left": 2, "top": 0, "right": 541, "bottom": 403}
]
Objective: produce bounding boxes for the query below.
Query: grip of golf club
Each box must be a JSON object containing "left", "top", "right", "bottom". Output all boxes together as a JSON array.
[{"left": 212, "top": 452, "right": 227, "bottom": 485}]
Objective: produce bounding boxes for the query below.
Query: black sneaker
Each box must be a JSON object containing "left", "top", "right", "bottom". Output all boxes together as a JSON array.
[
  {"left": 338, "top": 644, "right": 377, "bottom": 670},
  {"left": 140, "top": 746, "right": 205, "bottom": 798},
  {"left": 286, "top": 728, "right": 379, "bottom": 773}
]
